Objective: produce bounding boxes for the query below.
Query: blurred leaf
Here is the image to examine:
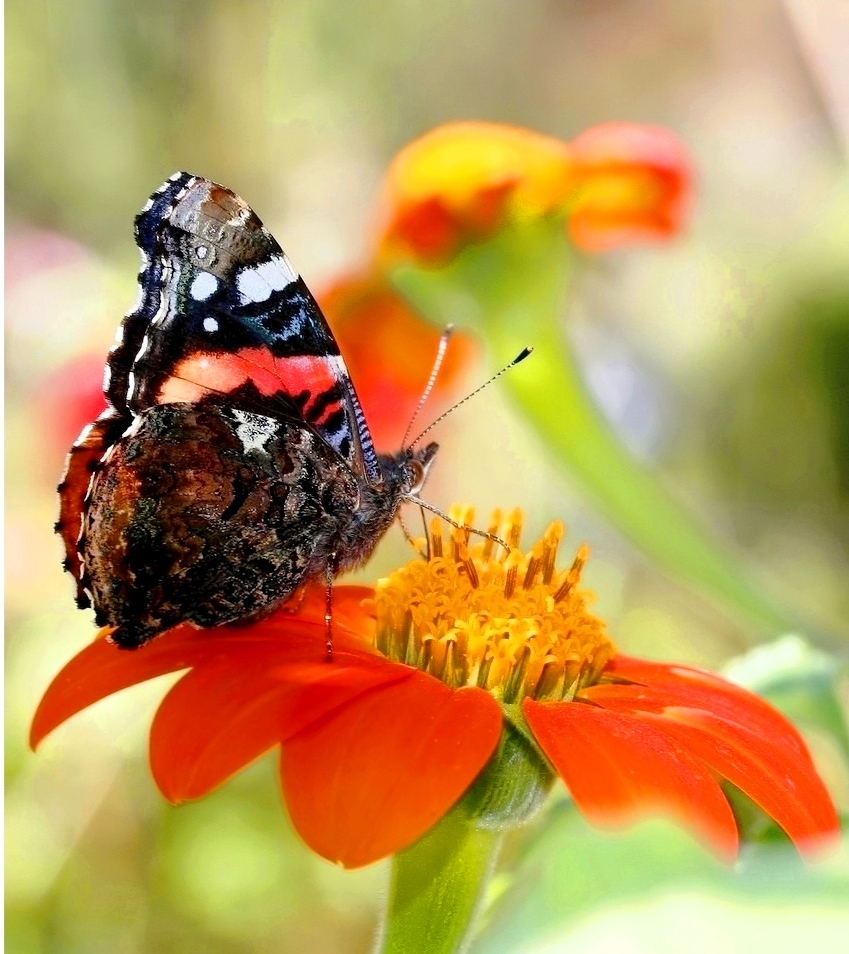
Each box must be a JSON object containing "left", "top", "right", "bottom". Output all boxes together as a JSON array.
[
  {"left": 473, "top": 801, "right": 849, "bottom": 954},
  {"left": 724, "top": 635, "right": 849, "bottom": 760}
]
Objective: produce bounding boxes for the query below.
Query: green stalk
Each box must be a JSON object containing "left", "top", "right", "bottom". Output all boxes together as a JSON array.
[
  {"left": 391, "top": 219, "right": 798, "bottom": 636},
  {"left": 377, "top": 808, "right": 502, "bottom": 954}
]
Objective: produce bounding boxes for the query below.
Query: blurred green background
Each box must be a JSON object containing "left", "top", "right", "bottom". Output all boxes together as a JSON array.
[{"left": 6, "top": 2, "right": 849, "bottom": 952}]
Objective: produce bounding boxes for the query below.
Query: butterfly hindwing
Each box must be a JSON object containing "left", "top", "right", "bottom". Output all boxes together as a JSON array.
[
  {"left": 81, "top": 402, "right": 363, "bottom": 648},
  {"left": 56, "top": 409, "right": 131, "bottom": 607}
]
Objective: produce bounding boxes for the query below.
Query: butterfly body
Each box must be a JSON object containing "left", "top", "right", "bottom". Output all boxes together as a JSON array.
[{"left": 58, "top": 173, "right": 437, "bottom": 648}]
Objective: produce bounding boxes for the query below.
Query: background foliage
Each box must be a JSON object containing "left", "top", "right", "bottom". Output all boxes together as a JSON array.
[{"left": 6, "top": 2, "right": 849, "bottom": 952}]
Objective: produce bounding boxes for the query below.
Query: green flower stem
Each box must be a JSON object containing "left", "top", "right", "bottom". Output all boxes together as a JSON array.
[
  {"left": 391, "top": 219, "right": 795, "bottom": 635},
  {"left": 378, "top": 808, "right": 502, "bottom": 954}
]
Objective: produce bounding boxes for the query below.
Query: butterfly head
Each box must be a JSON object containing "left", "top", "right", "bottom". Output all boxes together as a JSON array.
[
  {"left": 379, "top": 441, "right": 439, "bottom": 499},
  {"left": 403, "top": 440, "right": 440, "bottom": 496}
]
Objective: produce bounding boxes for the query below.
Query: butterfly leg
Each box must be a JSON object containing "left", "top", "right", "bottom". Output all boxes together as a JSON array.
[{"left": 324, "top": 555, "right": 337, "bottom": 660}]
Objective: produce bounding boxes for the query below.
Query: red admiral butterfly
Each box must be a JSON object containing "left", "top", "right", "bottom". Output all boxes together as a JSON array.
[{"left": 56, "top": 173, "right": 438, "bottom": 649}]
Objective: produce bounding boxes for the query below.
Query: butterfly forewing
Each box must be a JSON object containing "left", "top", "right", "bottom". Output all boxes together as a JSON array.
[{"left": 113, "top": 175, "right": 380, "bottom": 482}]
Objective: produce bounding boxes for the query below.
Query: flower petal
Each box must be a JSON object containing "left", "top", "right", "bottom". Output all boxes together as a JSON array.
[
  {"left": 567, "top": 122, "right": 691, "bottom": 251},
  {"left": 380, "top": 122, "right": 573, "bottom": 262},
  {"left": 583, "top": 651, "right": 839, "bottom": 850},
  {"left": 151, "top": 649, "right": 412, "bottom": 803},
  {"left": 281, "top": 675, "right": 502, "bottom": 868},
  {"left": 292, "top": 584, "right": 377, "bottom": 637},
  {"left": 318, "top": 274, "right": 476, "bottom": 449},
  {"left": 30, "top": 623, "right": 214, "bottom": 750},
  {"left": 598, "top": 656, "right": 812, "bottom": 761},
  {"left": 523, "top": 699, "right": 738, "bottom": 861},
  {"left": 30, "top": 588, "right": 376, "bottom": 750},
  {"left": 656, "top": 712, "right": 838, "bottom": 850}
]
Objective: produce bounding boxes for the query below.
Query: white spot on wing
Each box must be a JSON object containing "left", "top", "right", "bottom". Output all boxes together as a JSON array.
[
  {"left": 231, "top": 409, "right": 277, "bottom": 455},
  {"left": 236, "top": 255, "right": 298, "bottom": 305},
  {"left": 127, "top": 370, "right": 136, "bottom": 400},
  {"left": 203, "top": 317, "right": 219, "bottom": 333},
  {"left": 150, "top": 257, "right": 176, "bottom": 325},
  {"left": 259, "top": 254, "right": 298, "bottom": 290},
  {"left": 329, "top": 354, "right": 349, "bottom": 377},
  {"left": 190, "top": 271, "right": 219, "bottom": 301},
  {"left": 102, "top": 365, "right": 112, "bottom": 391},
  {"left": 236, "top": 266, "right": 271, "bottom": 304}
]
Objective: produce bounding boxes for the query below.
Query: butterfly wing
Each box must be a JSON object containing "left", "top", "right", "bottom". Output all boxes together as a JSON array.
[
  {"left": 108, "top": 173, "right": 382, "bottom": 484},
  {"left": 56, "top": 409, "right": 130, "bottom": 607},
  {"left": 81, "top": 402, "right": 363, "bottom": 648}
]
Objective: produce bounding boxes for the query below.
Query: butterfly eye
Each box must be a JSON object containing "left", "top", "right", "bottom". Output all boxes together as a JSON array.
[{"left": 405, "top": 459, "right": 426, "bottom": 494}]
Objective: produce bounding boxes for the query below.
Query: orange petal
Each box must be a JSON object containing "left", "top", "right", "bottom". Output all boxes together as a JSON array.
[
  {"left": 567, "top": 122, "right": 692, "bottom": 251},
  {"left": 592, "top": 699, "right": 840, "bottom": 852},
  {"left": 281, "top": 675, "right": 502, "bottom": 868},
  {"left": 523, "top": 699, "right": 738, "bottom": 861},
  {"left": 31, "top": 623, "right": 216, "bottom": 750},
  {"left": 588, "top": 672, "right": 839, "bottom": 847},
  {"left": 589, "top": 659, "right": 814, "bottom": 765},
  {"left": 318, "top": 273, "right": 477, "bottom": 449},
  {"left": 151, "top": 648, "right": 412, "bottom": 803},
  {"left": 289, "top": 583, "right": 377, "bottom": 637},
  {"left": 30, "top": 594, "right": 376, "bottom": 750},
  {"left": 379, "top": 122, "right": 573, "bottom": 262}
]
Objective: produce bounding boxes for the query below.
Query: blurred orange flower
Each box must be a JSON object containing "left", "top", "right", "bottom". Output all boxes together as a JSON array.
[
  {"left": 378, "top": 120, "right": 691, "bottom": 261},
  {"left": 380, "top": 122, "right": 573, "bottom": 262},
  {"left": 319, "top": 274, "right": 476, "bottom": 449},
  {"left": 37, "top": 353, "right": 108, "bottom": 462},
  {"left": 32, "top": 509, "right": 838, "bottom": 869},
  {"left": 567, "top": 121, "right": 692, "bottom": 251}
]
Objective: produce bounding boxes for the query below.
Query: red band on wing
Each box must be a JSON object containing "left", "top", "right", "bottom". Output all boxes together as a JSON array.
[{"left": 158, "top": 348, "right": 345, "bottom": 427}]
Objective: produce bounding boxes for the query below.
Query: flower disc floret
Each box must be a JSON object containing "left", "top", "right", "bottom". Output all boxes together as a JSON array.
[{"left": 372, "top": 507, "right": 615, "bottom": 703}]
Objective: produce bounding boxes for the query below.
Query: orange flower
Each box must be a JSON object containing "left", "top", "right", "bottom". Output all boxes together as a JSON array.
[
  {"left": 380, "top": 122, "right": 573, "bottom": 262},
  {"left": 319, "top": 273, "right": 476, "bottom": 450},
  {"left": 567, "top": 121, "right": 692, "bottom": 251},
  {"left": 36, "top": 353, "right": 109, "bottom": 462},
  {"left": 31, "top": 510, "right": 838, "bottom": 869},
  {"left": 378, "top": 121, "right": 691, "bottom": 262}
]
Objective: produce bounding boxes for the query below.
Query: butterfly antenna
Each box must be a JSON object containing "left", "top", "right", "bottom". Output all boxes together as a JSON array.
[
  {"left": 401, "top": 496, "right": 508, "bottom": 551},
  {"left": 401, "top": 324, "right": 454, "bottom": 449},
  {"left": 408, "top": 346, "right": 534, "bottom": 449}
]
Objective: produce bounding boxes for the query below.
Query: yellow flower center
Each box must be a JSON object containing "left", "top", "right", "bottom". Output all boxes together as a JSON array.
[{"left": 372, "top": 507, "right": 616, "bottom": 704}]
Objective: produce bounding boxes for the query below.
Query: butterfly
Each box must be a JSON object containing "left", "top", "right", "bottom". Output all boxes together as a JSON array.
[{"left": 56, "top": 172, "right": 438, "bottom": 648}]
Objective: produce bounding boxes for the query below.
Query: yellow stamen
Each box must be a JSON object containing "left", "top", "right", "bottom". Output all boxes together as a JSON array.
[{"left": 373, "top": 508, "right": 616, "bottom": 703}]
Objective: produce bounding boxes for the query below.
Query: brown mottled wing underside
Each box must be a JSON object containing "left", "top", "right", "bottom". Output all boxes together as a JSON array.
[
  {"left": 56, "top": 409, "right": 130, "bottom": 607},
  {"left": 81, "top": 402, "right": 361, "bottom": 648}
]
